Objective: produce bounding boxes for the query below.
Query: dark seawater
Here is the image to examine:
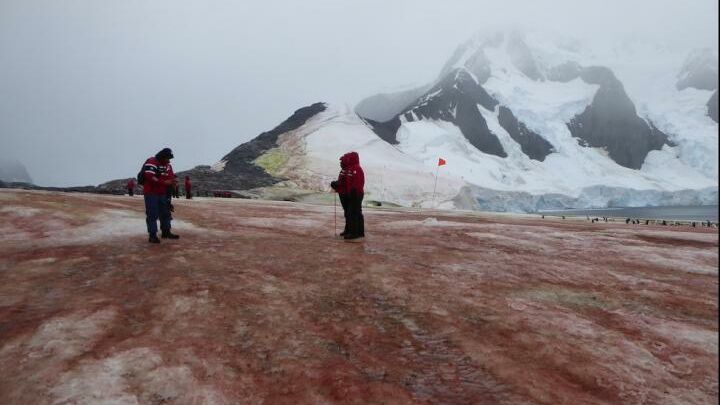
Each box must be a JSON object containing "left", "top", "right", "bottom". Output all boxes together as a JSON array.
[{"left": 539, "top": 205, "right": 719, "bottom": 222}]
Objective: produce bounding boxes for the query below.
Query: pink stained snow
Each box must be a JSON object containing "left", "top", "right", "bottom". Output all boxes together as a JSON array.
[{"left": 0, "top": 189, "right": 717, "bottom": 404}]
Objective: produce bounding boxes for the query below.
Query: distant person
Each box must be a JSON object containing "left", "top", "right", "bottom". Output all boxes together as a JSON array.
[
  {"left": 141, "top": 148, "right": 179, "bottom": 243},
  {"left": 127, "top": 178, "right": 136, "bottom": 197},
  {"left": 625, "top": 218, "right": 630, "bottom": 224},
  {"left": 173, "top": 183, "right": 180, "bottom": 199},
  {"left": 184, "top": 176, "right": 192, "bottom": 199},
  {"left": 331, "top": 151, "right": 364, "bottom": 241}
]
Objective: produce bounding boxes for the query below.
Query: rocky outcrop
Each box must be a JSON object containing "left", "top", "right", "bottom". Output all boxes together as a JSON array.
[
  {"left": 363, "top": 116, "right": 402, "bottom": 145},
  {"left": 498, "top": 106, "right": 554, "bottom": 161},
  {"left": 567, "top": 66, "right": 672, "bottom": 169},
  {"left": 366, "top": 68, "right": 507, "bottom": 158},
  {"left": 708, "top": 90, "right": 719, "bottom": 123},
  {"left": 171, "top": 103, "right": 327, "bottom": 192}
]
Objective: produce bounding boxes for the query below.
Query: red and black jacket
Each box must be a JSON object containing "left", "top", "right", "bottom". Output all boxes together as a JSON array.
[{"left": 142, "top": 157, "right": 175, "bottom": 196}]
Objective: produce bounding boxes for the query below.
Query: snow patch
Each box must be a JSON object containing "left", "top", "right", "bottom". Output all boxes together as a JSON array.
[{"left": 50, "top": 347, "right": 229, "bottom": 404}]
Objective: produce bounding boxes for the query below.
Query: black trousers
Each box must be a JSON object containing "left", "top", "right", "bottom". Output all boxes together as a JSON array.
[
  {"left": 339, "top": 194, "right": 349, "bottom": 234},
  {"left": 128, "top": 189, "right": 134, "bottom": 196},
  {"left": 345, "top": 192, "right": 364, "bottom": 237}
]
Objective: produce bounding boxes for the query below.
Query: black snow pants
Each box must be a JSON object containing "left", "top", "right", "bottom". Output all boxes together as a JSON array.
[
  {"left": 339, "top": 194, "right": 350, "bottom": 234},
  {"left": 346, "top": 192, "right": 365, "bottom": 237}
]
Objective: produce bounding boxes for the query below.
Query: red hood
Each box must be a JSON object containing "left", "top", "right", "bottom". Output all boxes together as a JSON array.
[
  {"left": 346, "top": 152, "right": 360, "bottom": 167},
  {"left": 339, "top": 153, "right": 349, "bottom": 169}
]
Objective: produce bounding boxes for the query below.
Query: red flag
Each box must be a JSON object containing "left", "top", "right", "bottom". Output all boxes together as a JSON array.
[{"left": 438, "top": 158, "right": 446, "bottom": 166}]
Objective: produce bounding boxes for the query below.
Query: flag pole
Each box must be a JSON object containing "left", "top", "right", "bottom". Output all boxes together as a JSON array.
[{"left": 432, "top": 164, "right": 440, "bottom": 209}]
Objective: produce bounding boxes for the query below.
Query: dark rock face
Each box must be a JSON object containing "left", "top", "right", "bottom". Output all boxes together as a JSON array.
[
  {"left": 676, "top": 48, "right": 718, "bottom": 91},
  {"left": 367, "top": 69, "right": 507, "bottom": 158},
  {"left": 363, "top": 117, "right": 402, "bottom": 145},
  {"left": 177, "top": 102, "right": 327, "bottom": 191},
  {"left": 355, "top": 84, "right": 432, "bottom": 122},
  {"left": 221, "top": 102, "right": 327, "bottom": 172},
  {"left": 567, "top": 67, "right": 671, "bottom": 169},
  {"left": 498, "top": 106, "right": 554, "bottom": 161},
  {"left": 708, "top": 90, "right": 719, "bottom": 123}
]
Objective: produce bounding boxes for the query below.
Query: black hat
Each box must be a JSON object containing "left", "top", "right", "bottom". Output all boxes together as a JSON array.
[{"left": 156, "top": 148, "right": 174, "bottom": 160}]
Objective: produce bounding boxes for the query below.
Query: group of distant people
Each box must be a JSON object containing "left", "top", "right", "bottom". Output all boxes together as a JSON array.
[{"left": 134, "top": 148, "right": 366, "bottom": 243}]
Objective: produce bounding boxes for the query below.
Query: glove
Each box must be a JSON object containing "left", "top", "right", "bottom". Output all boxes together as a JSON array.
[{"left": 330, "top": 181, "right": 338, "bottom": 190}]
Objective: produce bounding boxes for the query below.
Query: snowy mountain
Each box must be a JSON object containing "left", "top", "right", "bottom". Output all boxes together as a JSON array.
[{"left": 100, "top": 30, "right": 717, "bottom": 212}]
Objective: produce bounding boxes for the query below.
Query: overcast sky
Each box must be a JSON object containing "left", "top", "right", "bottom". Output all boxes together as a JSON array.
[{"left": 1, "top": 0, "right": 717, "bottom": 186}]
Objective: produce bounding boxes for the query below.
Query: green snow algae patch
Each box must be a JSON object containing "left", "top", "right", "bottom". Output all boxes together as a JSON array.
[{"left": 254, "top": 149, "right": 289, "bottom": 177}]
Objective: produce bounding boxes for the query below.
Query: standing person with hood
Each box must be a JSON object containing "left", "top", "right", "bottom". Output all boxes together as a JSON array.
[
  {"left": 126, "top": 178, "right": 136, "bottom": 196},
  {"left": 331, "top": 152, "right": 364, "bottom": 241},
  {"left": 331, "top": 153, "right": 350, "bottom": 236},
  {"left": 184, "top": 176, "right": 192, "bottom": 199},
  {"left": 141, "top": 148, "right": 179, "bottom": 243}
]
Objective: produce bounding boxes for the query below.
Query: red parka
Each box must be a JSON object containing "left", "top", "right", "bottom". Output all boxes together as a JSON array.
[{"left": 333, "top": 152, "right": 364, "bottom": 195}]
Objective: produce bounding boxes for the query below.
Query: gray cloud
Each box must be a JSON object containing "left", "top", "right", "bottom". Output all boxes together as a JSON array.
[{"left": 0, "top": 0, "right": 717, "bottom": 186}]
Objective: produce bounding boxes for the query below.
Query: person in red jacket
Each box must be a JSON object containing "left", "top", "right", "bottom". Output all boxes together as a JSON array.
[
  {"left": 330, "top": 153, "right": 351, "bottom": 236},
  {"left": 126, "top": 178, "right": 136, "bottom": 196},
  {"left": 142, "top": 148, "right": 179, "bottom": 243},
  {"left": 184, "top": 176, "right": 192, "bottom": 199},
  {"left": 331, "top": 151, "right": 364, "bottom": 241}
]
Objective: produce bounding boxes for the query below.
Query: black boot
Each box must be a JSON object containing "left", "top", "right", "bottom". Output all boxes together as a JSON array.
[
  {"left": 161, "top": 231, "right": 180, "bottom": 239},
  {"left": 148, "top": 234, "right": 161, "bottom": 244}
]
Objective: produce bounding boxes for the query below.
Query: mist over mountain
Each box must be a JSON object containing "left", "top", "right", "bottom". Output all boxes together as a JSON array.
[{"left": 0, "top": 158, "right": 33, "bottom": 184}]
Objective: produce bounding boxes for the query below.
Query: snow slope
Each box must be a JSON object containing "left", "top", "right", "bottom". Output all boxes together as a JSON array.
[{"left": 243, "top": 101, "right": 714, "bottom": 211}]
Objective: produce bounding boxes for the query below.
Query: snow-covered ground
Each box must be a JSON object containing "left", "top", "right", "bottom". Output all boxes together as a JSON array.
[{"left": 0, "top": 190, "right": 717, "bottom": 403}]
